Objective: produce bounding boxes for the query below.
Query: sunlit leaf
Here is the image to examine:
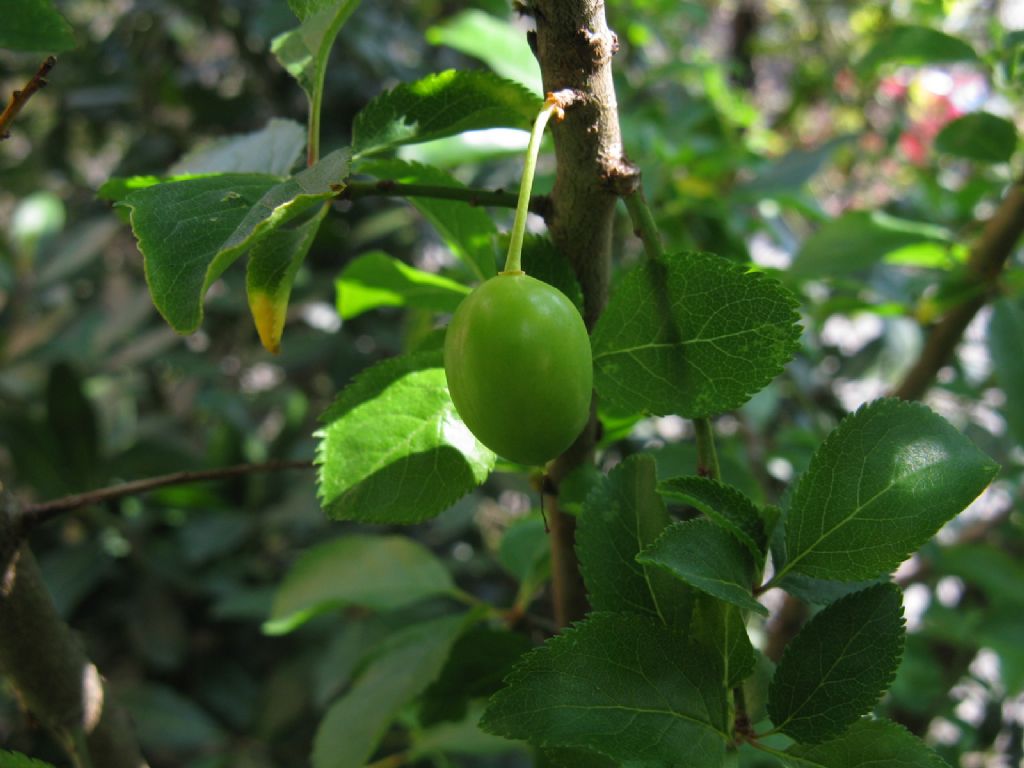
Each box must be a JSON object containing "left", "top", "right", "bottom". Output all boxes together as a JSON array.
[
  {"left": 356, "top": 159, "right": 498, "bottom": 280},
  {"left": 352, "top": 70, "right": 541, "bottom": 158},
  {"left": 426, "top": 10, "right": 542, "bottom": 93},
  {"left": 273, "top": 0, "right": 361, "bottom": 104},
  {"left": 335, "top": 250, "right": 469, "bottom": 319},
  {"left": 316, "top": 352, "right": 494, "bottom": 523},
  {"left": 777, "top": 399, "right": 998, "bottom": 582},
  {"left": 592, "top": 252, "right": 801, "bottom": 418}
]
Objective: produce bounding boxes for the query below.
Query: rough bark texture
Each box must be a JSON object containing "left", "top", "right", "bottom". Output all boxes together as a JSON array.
[
  {"left": 533, "top": 0, "right": 637, "bottom": 626},
  {"left": 534, "top": 1, "right": 639, "bottom": 328},
  {"left": 0, "top": 494, "right": 148, "bottom": 768}
]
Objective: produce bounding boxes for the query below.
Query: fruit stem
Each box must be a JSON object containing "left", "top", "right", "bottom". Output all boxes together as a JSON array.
[{"left": 503, "top": 96, "right": 563, "bottom": 274}]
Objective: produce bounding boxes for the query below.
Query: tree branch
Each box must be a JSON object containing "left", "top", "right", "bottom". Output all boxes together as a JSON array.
[
  {"left": 337, "top": 179, "right": 550, "bottom": 217},
  {"left": 892, "top": 180, "right": 1024, "bottom": 401},
  {"left": 533, "top": 0, "right": 636, "bottom": 627},
  {"left": 19, "top": 459, "right": 313, "bottom": 532},
  {"left": 0, "top": 57, "right": 56, "bottom": 140},
  {"left": 0, "top": 494, "right": 149, "bottom": 768}
]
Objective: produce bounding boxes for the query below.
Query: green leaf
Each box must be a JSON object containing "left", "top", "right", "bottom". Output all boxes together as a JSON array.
[
  {"left": 935, "top": 112, "right": 1018, "bottom": 164},
  {"left": 768, "top": 583, "right": 906, "bottom": 744},
  {"left": 335, "top": 250, "right": 469, "bottom": 319},
  {"left": 170, "top": 118, "right": 307, "bottom": 176},
  {"left": 498, "top": 516, "right": 549, "bottom": 583},
  {"left": 591, "top": 252, "right": 801, "bottom": 418},
  {"left": 932, "top": 542, "right": 1024, "bottom": 609},
  {"left": 659, "top": 476, "right": 766, "bottom": 558},
  {"left": 264, "top": 534, "right": 457, "bottom": 635},
  {"left": 316, "top": 352, "right": 494, "bottom": 523},
  {"left": 426, "top": 10, "right": 543, "bottom": 94},
  {"left": 577, "top": 454, "right": 694, "bottom": 629},
  {"left": 637, "top": 520, "right": 767, "bottom": 616},
  {"left": 411, "top": 704, "right": 526, "bottom": 760},
  {"left": 97, "top": 175, "right": 172, "bottom": 203},
  {"left": 480, "top": 612, "right": 729, "bottom": 766},
  {"left": 122, "top": 150, "right": 348, "bottom": 333},
  {"left": 120, "top": 683, "right": 227, "bottom": 752},
  {"left": 784, "top": 718, "right": 950, "bottom": 768},
  {"left": 0, "top": 0, "right": 75, "bottom": 52},
  {"left": 419, "top": 625, "right": 532, "bottom": 726},
  {"left": 287, "top": 0, "right": 339, "bottom": 19},
  {"left": 737, "top": 137, "right": 854, "bottom": 198},
  {"left": 355, "top": 159, "right": 498, "bottom": 280},
  {"left": 990, "top": 296, "right": 1024, "bottom": 444},
  {"left": 789, "top": 211, "right": 953, "bottom": 279},
  {"left": 690, "top": 595, "right": 756, "bottom": 689},
  {"left": 246, "top": 203, "right": 326, "bottom": 353},
  {"left": 397, "top": 130, "right": 528, "bottom": 168},
  {"left": 498, "top": 516, "right": 551, "bottom": 606},
  {"left": 312, "top": 614, "right": 469, "bottom": 768},
  {"left": 858, "top": 25, "right": 977, "bottom": 71},
  {"left": 0, "top": 751, "right": 56, "bottom": 768},
  {"left": 774, "top": 572, "right": 888, "bottom": 607},
  {"left": 272, "top": 0, "right": 361, "bottom": 101},
  {"left": 778, "top": 399, "right": 998, "bottom": 582},
  {"left": 123, "top": 172, "right": 275, "bottom": 327},
  {"left": 352, "top": 70, "right": 542, "bottom": 159}
]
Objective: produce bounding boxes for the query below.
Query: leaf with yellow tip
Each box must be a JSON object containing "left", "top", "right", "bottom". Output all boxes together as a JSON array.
[{"left": 246, "top": 204, "right": 327, "bottom": 353}]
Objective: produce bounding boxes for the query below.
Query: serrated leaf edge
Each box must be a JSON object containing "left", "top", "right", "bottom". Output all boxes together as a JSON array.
[
  {"left": 658, "top": 474, "right": 767, "bottom": 559},
  {"left": 352, "top": 69, "right": 543, "bottom": 158},
  {"left": 768, "top": 582, "right": 906, "bottom": 743},
  {"left": 783, "top": 717, "right": 953, "bottom": 768},
  {"left": 779, "top": 397, "right": 999, "bottom": 581},
  {"left": 479, "top": 611, "right": 731, "bottom": 748},
  {"left": 593, "top": 251, "right": 802, "bottom": 418},
  {"left": 313, "top": 352, "right": 493, "bottom": 522},
  {"left": 637, "top": 519, "right": 769, "bottom": 616}
]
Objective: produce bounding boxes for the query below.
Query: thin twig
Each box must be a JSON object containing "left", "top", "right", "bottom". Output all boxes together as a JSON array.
[
  {"left": 893, "top": 180, "right": 1024, "bottom": 401},
  {"left": 0, "top": 57, "right": 57, "bottom": 140},
  {"left": 19, "top": 459, "right": 313, "bottom": 531},
  {"left": 337, "top": 179, "right": 549, "bottom": 216}
]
